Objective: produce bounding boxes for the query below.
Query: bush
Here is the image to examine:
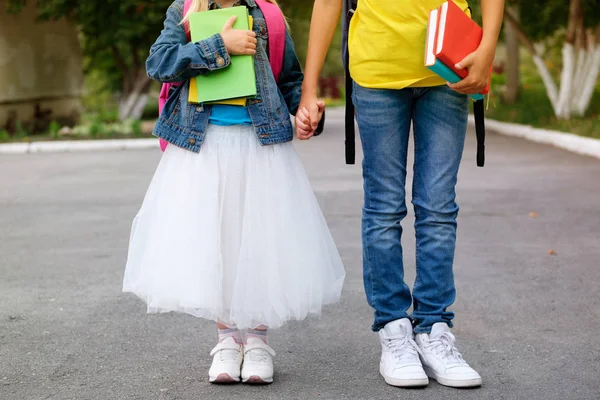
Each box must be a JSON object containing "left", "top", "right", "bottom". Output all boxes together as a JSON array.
[
  {"left": 88, "top": 120, "right": 105, "bottom": 138},
  {"left": 14, "top": 121, "right": 29, "bottom": 140},
  {"left": 48, "top": 120, "right": 61, "bottom": 140}
]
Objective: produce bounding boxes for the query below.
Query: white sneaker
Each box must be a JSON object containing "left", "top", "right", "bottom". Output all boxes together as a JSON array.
[
  {"left": 415, "top": 323, "right": 482, "bottom": 388},
  {"left": 208, "top": 337, "right": 243, "bottom": 383},
  {"left": 241, "top": 338, "right": 275, "bottom": 384},
  {"left": 379, "top": 318, "right": 429, "bottom": 387}
]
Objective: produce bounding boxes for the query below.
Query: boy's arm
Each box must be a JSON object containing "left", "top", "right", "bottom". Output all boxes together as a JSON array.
[
  {"left": 449, "top": 0, "right": 505, "bottom": 94},
  {"left": 298, "top": 0, "right": 343, "bottom": 137}
]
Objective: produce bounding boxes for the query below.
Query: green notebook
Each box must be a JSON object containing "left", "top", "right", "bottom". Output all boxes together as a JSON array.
[{"left": 189, "top": 6, "right": 257, "bottom": 103}]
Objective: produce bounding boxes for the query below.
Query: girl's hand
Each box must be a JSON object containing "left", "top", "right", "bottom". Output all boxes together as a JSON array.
[
  {"left": 296, "top": 99, "right": 325, "bottom": 140},
  {"left": 296, "top": 107, "right": 313, "bottom": 139},
  {"left": 448, "top": 45, "right": 495, "bottom": 95},
  {"left": 220, "top": 16, "right": 257, "bottom": 56}
]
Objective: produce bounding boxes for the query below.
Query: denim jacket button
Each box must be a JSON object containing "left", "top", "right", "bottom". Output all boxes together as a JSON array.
[
  {"left": 188, "top": 138, "right": 196, "bottom": 146},
  {"left": 216, "top": 57, "right": 225, "bottom": 66},
  {"left": 196, "top": 106, "right": 202, "bottom": 112}
]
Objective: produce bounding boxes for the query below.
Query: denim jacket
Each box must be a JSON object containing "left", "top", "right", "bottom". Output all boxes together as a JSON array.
[{"left": 146, "top": 0, "right": 303, "bottom": 152}]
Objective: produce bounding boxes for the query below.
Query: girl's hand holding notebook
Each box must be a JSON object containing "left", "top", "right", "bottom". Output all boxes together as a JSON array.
[{"left": 221, "top": 16, "right": 257, "bottom": 56}]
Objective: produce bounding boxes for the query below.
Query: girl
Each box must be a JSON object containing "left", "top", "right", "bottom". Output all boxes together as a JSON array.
[
  {"left": 298, "top": 0, "right": 503, "bottom": 389},
  {"left": 123, "top": 0, "right": 345, "bottom": 385}
]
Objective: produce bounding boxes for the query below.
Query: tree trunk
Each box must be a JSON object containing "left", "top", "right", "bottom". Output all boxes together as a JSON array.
[
  {"left": 118, "top": 70, "right": 152, "bottom": 120},
  {"left": 504, "top": 9, "right": 559, "bottom": 113},
  {"left": 573, "top": 26, "right": 600, "bottom": 116},
  {"left": 555, "top": 0, "right": 582, "bottom": 119},
  {"left": 503, "top": 5, "right": 520, "bottom": 104}
]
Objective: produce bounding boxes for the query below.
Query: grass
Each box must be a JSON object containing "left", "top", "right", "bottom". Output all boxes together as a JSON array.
[{"left": 0, "top": 117, "right": 153, "bottom": 144}]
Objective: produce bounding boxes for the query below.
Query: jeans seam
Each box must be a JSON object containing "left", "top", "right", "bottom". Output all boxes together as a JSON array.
[
  {"left": 354, "top": 88, "right": 378, "bottom": 330},
  {"left": 412, "top": 126, "right": 422, "bottom": 326}
]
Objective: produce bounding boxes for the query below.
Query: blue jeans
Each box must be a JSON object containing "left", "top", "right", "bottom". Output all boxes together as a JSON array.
[{"left": 352, "top": 83, "right": 468, "bottom": 334}]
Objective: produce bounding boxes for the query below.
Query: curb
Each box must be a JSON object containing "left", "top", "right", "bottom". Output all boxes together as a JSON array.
[
  {"left": 0, "top": 138, "right": 158, "bottom": 155},
  {"left": 1, "top": 116, "right": 598, "bottom": 159},
  {"left": 469, "top": 116, "right": 600, "bottom": 160}
]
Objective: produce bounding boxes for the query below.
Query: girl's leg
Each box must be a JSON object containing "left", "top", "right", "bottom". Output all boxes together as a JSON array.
[
  {"left": 246, "top": 325, "right": 268, "bottom": 343},
  {"left": 216, "top": 322, "right": 243, "bottom": 344},
  {"left": 209, "top": 322, "right": 244, "bottom": 384},
  {"left": 242, "top": 325, "right": 275, "bottom": 384}
]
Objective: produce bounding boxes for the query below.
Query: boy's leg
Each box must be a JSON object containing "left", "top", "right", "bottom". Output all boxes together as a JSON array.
[{"left": 352, "top": 83, "right": 413, "bottom": 332}]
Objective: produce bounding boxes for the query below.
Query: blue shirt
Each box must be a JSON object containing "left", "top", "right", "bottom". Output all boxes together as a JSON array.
[{"left": 209, "top": 105, "right": 253, "bottom": 126}]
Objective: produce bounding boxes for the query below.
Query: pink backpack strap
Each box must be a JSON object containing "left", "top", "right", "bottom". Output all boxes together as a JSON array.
[
  {"left": 255, "top": 0, "right": 286, "bottom": 83},
  {"left": 158, "top": 0, "right": 192, "bottom": 152},
  {"left": 182, "top": 0, "right": 192, "bottom": 40}
]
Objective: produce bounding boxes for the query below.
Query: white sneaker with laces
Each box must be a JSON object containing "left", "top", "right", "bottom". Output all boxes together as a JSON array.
[
  {"left": 415, "top": 322, "right": 482, "bottom": 388},
  {"left": 208, "top": 337, "right": 243, "bottom": 383},
  {"left": 379, "top": 318, "right": 429, "bottom": 387},
  {"left": 241, "top": 338, "right": 276, "bottom": 384}
]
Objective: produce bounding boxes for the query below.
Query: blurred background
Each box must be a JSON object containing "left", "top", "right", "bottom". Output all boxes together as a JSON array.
[{"left": 0, "top": 0, "right": 598, "bottom": 143}]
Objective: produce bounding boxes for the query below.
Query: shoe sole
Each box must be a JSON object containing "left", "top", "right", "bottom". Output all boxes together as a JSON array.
[
  {"left": 380, "top": 365, "right": 429, "bottom": 387},
  {"left": 425, "top": 368, "right": 482, "bottom": 388},
  {"left": 242, "top": 375, "right": 273, "bottom": 384},
  {"left": 209, "top": 373, "right": 240, "bottom": 384}
]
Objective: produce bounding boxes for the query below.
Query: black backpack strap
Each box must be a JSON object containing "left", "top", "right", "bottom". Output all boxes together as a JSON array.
[
  {"left": 473, "top": 99, "right": 485, "bottom": 167},
  {"left": 343, "top": 0, "right": 357, "bottom": 165},
  {"left": 344, "top": 57, "right": 356, "bottom": 165},
  {"left": 314, "top": 110, "right": 325, "bottom": 136}
]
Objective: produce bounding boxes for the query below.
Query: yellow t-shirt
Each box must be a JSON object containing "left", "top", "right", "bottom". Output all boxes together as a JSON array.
[{"left": 349, "top": 0, "right": 470, "bottom": 89}]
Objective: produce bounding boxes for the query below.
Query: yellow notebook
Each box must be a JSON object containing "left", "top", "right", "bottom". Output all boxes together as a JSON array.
[{"left": 188, "top": 16, "right": 253, "bottom": 107}]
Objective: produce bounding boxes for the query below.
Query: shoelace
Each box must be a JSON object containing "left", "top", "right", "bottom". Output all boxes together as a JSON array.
[
  {"left": 385, "top": 335, "right": 424, "bottom": 363},
  {"left": 245, "top": 348, "right": 269, "bottom": 363},
  {"left": 210, "top": 341, "right": 241, "bottom": 363},
  {"left": 217, "top": 348, "right": 241, "bottom": 362},
  {"left": 427, "top": 332, "right": 466, "bottom": 365}
]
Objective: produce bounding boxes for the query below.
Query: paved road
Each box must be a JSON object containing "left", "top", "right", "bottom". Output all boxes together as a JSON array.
[{"left": 1, "top": 110, "right": 600, "bottom": 400}]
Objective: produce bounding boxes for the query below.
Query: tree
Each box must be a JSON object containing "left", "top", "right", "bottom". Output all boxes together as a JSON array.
[
  {"left": 8, "top": 1, "right": 338, "bottom": 118},
  {"left": 8, "top": 0, "right": 172, "bottom": 120},
  {"left": 503, "top": 0, "right": 600, "bottom": 119},
  {"left": 503, "top": 4, "right": 520, "bottom": 104}
]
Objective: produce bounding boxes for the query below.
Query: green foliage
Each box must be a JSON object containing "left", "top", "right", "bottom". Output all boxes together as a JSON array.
[
  {"left": 14, "top": 121, "right": 29, "bottom": 139},
  {"left": 88, "top": 120, "right": 105, "bottom": 138},
  {"left": 0, "top": 130, "right": 10, "bottom": 142},
  {"left": 470, "top": 0, "right": 599, "bottom": 42},
  {"left": 129, "top": 119, "right": 143, "bottom": 137},
  {"left": 7, "top": 0, "right": 173, "bottom": 93},
  {"left": 48, "top": 120, "right": 61, "bottom": 139}
]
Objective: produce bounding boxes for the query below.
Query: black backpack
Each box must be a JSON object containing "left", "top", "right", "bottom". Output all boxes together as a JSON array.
[{"left": 342, "top": 0, "right": 486, "bottom": 167}]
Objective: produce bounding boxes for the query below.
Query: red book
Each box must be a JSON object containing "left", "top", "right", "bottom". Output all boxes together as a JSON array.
[{"left": 435, "top": 0, "right": 491, "bottom": 94}]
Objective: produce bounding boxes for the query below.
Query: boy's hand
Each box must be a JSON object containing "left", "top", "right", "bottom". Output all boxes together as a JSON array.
[
  {"left": 448, "top": 45, "right": 495, "bottom": 95},
  {"left": 296, "top": 99, "right": 325, "bottom": 140},
  {"left": 221, "top": 16, "right": 257, "bottom": 56}
]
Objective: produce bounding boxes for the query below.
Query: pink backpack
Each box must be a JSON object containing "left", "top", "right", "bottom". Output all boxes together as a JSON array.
[{"left": 157, "top": 0, "right": 287, "bottom": 151}]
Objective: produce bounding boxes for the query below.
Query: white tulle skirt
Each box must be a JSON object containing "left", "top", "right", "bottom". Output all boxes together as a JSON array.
[{"left": 123, "top": 124, "right": 345, "bottom": 329}]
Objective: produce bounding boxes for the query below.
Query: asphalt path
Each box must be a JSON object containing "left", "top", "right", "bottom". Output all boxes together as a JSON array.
[{"left": 1, "top": 109, "right": 599, "bottom": 399}]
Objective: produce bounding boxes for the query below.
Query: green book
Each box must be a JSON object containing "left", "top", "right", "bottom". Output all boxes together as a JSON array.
[{"left": 189, "top": 6, "right": 257, "bottom": 103}]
